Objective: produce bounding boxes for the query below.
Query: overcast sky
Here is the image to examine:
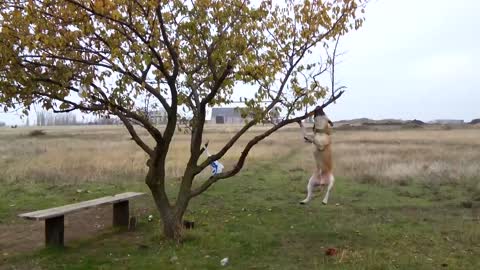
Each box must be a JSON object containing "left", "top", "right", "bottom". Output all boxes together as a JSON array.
[
  {"left": 330, "top": 0, "right": 479, "bottom": 122},
  {"left": 1, "top": 0, "right": 478, "bottom": 125}
]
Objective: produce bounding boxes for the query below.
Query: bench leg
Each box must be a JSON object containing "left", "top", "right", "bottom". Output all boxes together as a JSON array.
[
  {"left": 113, "top": 201, "right": 129, "bottom": 227},
  {"left": 45, "top": 216, "right": 64, "bottom": 247}
]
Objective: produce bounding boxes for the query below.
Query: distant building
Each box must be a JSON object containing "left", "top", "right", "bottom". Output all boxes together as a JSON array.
[
  {"left": 0, "top": 121, "right": 5, "bottom": 127},
  {"left": 409, "top": 119, "right": 425, "bottom": 125},
  {"left": 210, "top": 107, "right": 245, "bottom": 124},
  {"left": 209, "top": 107, "right": 284, "bottom": 124},
  {"left": 147, "top": 110, "right": 168, "bottom": 125},
  {"left": 429, "top": 119, "right": 465, "bottom": 125},
  {"left": 469, "top": 118, "right": 480, "bottom": 125}
]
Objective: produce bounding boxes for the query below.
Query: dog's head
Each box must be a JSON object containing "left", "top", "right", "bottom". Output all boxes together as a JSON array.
[
  {"left": 314, "top": 106, "right": 325, "bottom": 117},
  {"left": 313, "top": 106, "right": 334, "bottom": 129}
]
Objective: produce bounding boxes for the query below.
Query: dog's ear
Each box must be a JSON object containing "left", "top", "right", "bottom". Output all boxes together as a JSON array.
[{"left": 328, "top": 120, "right": 334, "bottom": 127}]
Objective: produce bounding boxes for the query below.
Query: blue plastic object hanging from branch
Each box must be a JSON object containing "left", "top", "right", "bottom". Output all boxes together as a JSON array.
[{"left": 202, "top": 141, "right": 224, "bottom": 175}]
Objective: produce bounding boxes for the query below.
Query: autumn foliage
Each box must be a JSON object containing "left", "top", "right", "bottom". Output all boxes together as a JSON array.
[{"left": 0, "top": 0, "right": 365, "bottom": 240}]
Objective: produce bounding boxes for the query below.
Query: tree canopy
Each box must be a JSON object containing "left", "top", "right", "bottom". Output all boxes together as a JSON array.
[{"left": 0, "top": 0, "right": 365, "bottom": 239}]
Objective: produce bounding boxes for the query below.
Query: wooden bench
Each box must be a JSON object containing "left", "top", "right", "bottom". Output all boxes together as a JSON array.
[{"left": 19, "top": 192, "right": 145, "bottom": 247}]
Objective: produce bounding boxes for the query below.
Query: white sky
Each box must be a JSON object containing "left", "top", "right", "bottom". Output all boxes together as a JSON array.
[
  {"left": 1, "top": 0, "right": 478, "bottom": 125},
  {"left": 329, "top": 0, "right": 479, "bottom": 122}
]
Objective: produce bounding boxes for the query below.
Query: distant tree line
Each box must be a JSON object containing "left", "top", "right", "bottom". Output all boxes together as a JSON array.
[
  {"left": 34, "top": 111, "right": 121, "bottom": 126},
  {"left": 36, "top": 111, "right": 77, "bottom": 126},
  {"left": 84, "top": 116, "right": 121, "bottom": 125}
]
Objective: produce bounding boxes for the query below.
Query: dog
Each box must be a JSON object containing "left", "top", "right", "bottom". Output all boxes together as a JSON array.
[{"left": 298, "top": 106, "right": 335, "bottom": 205}]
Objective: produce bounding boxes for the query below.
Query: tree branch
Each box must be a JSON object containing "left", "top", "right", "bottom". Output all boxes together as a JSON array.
[
  {"left": 190, "top": 90, "right": 344, "bottom": 198},
  {"left": 116, "top": 112, "right": 154, "bottom": 156},
  {"left": 156, "top": 2, "right": 179, "bottom": 78},
  {"left": 195, "top": 61, "right": 298, "bottom": 173}
]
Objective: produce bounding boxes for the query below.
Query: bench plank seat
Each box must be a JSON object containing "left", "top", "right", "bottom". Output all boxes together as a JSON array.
[
  {"left": 19, "top": 192, "right": 144, "bottom": 221},
  {"left": 19, "top": 192, "right": 145, "bottom": 247}
]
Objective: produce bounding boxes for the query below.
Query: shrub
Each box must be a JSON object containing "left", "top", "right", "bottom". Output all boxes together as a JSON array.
[{"left": 29, "top": 130, "right": 46, "bottom": 137}]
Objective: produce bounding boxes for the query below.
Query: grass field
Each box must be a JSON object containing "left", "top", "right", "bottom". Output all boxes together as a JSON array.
[{"left": 1, "top": 125, "right": 479, "bottom": 269}]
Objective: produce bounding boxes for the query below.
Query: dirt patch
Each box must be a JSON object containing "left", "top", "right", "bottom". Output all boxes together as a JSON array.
[{"left": 0, "top": 205, "right": 132, "bottom": 258}]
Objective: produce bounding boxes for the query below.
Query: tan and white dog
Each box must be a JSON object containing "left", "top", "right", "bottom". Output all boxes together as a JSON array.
[{"left": 299, "top": 106, "right": 335, "bottom": 205}]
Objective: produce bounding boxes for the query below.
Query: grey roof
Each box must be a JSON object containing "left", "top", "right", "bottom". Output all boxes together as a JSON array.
[{"left": 211, "top": 107, "right": 242, "bottom": 118}]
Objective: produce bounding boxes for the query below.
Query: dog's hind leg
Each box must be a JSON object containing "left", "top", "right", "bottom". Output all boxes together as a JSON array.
[
  {"left": 300, "top": 174, "right": 318, "bottom": 204},
  {"left": 322, "top": 174, "right": 335, "bottom": 205}
]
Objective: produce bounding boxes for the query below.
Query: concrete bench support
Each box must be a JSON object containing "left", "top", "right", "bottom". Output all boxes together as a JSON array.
[
  {"left": 45, "top": 215, "right": 64, "bottom": 247},
  {"left": 19, "top": 192, "right": 145, "bottom": 248},
  {"left": 113, "top": 201, "right": 129, "bottom": 227}
]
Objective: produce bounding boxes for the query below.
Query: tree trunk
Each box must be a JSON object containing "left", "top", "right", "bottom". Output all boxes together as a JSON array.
[
  {"left": 161, "top": 210, "right": 184, "bottom": 241},
  {"left": 148, "top": 181, "right": 187, "bottom": 241},
  {"left": 146, "top": 150, "right": 194, "bottom": 241}
]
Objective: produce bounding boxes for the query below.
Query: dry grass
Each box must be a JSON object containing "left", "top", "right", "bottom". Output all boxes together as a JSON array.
[
  {"left": 2, "top": 125, "right": 479, "bottom": 270},
  {"left": 331, "top": 129, "right": 480, "bottom": 184},
  {"left": 0, "top": 125, "right": 297, "bottom": 184},
  {"left": 1, "top": 125, "right": 479, "bottom": 185}
]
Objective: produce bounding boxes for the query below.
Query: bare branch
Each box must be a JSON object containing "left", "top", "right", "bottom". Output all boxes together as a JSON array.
[
  {"left": 195, "top": 12, "right": 354, "bottom": 172},
  {"left": 156, "top": 2, "right": 179, "bottom": 78},
  {"left": 330, "top": 36, "right": 341, "bottom": 100},
  {"left": 196, "top": 61, "right": 298, "bottom": 173},
  {"left": 191, "top": 90, "right": 344, "bottom": 198},
  {"left": 116, "top": 113, "right": 154, "bottom": 156},
  {"left": 200, "top": 63, "right": 234, "bottom": 106},
  {"left": 52, "top": 107, "right": 77, "bottom": 113}
]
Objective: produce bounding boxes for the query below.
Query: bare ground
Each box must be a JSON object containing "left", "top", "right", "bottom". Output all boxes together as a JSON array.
[{"left": 0, "top": 205, "right": 149, "bottom": 261}]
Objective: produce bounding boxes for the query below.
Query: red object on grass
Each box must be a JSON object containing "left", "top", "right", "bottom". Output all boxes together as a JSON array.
[{"left": 325, "top": 248, "right": 337, "bottom": 256}]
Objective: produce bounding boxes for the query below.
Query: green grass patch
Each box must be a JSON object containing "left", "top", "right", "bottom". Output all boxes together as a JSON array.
[{"left": 2, "top": 162, "right": 479, "bottom": 269}]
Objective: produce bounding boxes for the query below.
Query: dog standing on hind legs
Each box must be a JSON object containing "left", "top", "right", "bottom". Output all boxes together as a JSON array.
[{"left": 298, "top": 106, "right": 335, "bottom": 205}]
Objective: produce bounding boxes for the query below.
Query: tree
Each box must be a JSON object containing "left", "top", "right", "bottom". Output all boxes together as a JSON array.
[
  {"left": 35, "top": 110, "right": 77, "bottom": 125},
  {"left": 0, "top": 0, "right": 365, "bottom": 240}
]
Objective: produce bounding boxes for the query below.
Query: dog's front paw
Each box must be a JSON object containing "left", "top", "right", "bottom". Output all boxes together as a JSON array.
[
  {"left": 299, "top": 200, "right": 309, "bottom": 205},
  {"left": 322, "top": 200, "right": 328, "bottom": 205}
]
